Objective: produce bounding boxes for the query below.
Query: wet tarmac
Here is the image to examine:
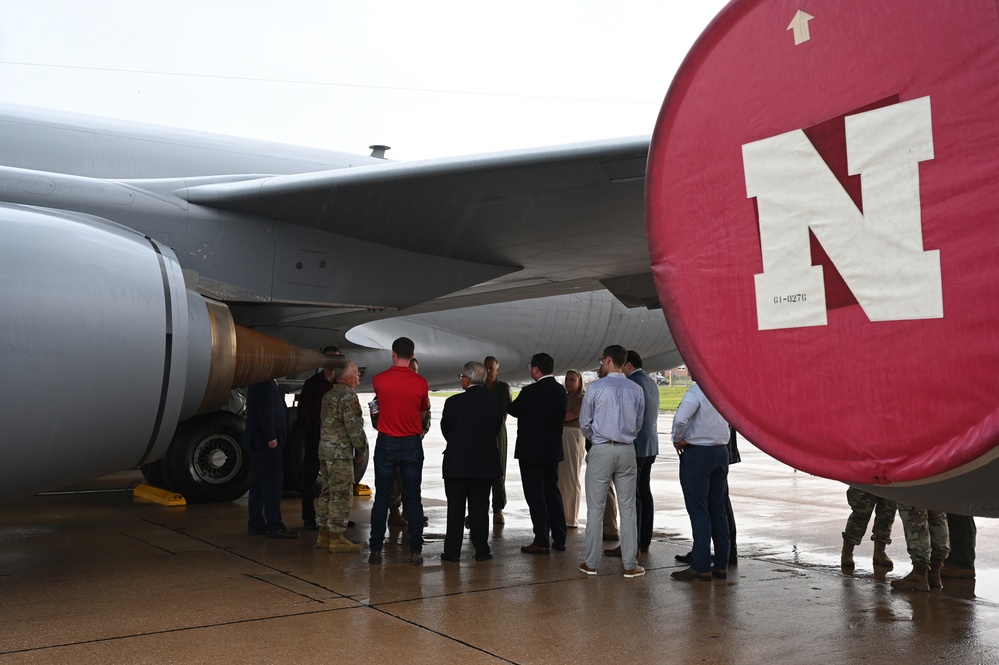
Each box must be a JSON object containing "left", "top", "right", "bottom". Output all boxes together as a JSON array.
[{"left": 2, "top": 395, "right": 999, "bottom": 663}]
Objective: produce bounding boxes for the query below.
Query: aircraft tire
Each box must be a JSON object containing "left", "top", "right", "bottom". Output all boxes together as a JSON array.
[
  {"left": 163, "top": 411, "right": 249, "bottom": 503},
  {"left": 139, "top": 459, "right": 169, "bottom": 489},
  {"left": 353, "top": 446, "right": 369, "bottom": 486}
]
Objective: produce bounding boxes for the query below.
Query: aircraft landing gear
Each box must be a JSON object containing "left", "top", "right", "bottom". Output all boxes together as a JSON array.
[{"left": 142, "top": 411, "right": 249, "bottom": 503}]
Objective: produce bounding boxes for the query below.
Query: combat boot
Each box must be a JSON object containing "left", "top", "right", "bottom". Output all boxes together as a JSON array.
[
  {"left": 840, "top": 540, "right": 855, "bottom": 569},
  {"left": 873, "top": 541, "right": 893, "bottom": 569},
  {"left": 388, "top": 505, "right": 408, "bottom": 526},
  {"left": 928, "top": 558, "right": 944, "bottom": 590},
  {"left": 890, "top": 562, "right": 930, "bottom": 592},
  {"left": 314, "top": 526, "right": 330, "bottom": 549},
  {"left": 329, "top": 533, "right": 361, "bottom": 553}
]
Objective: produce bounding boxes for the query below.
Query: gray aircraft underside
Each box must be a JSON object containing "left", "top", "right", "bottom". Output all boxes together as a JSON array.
[{"left": 0, "top": 104, "right": 671, "bottom": 502}]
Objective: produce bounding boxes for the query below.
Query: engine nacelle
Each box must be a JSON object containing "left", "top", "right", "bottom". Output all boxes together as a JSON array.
[{"left": 0, "top": 204, "right": 333, "bottom": 499}]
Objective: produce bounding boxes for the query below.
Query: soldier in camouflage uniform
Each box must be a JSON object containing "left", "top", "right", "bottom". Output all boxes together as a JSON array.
[
  {"left": 890, "top": 504, "right": 950, "bottom": 592},
  {"left": 317, "top": 361, "right": 368, "bottom": 553},
  {"left": 841, "top": 487, "right": 896, "bottom": 569}
]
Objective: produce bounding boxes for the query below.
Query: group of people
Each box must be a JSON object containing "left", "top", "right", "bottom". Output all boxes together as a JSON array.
[
  {"left": 241, "top": 337, "right": 740, "bottom": 581},
  {"left": 841, "top": 488, "right": 977, "bottom": 592}
]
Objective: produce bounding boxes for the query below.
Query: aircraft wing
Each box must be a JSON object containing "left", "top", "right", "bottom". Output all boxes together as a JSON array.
[
  {"left": 180, "top": 136, "right": 654, "bottom": 310},
  {"left": 0, "top": 108, "right": 666, "bottom": 502}
]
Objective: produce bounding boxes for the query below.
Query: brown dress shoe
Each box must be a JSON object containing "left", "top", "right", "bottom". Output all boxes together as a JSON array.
[
  {"left": 521, "top": 544, "right": 550, "bottom": 555},
  {"left": 941, "top": 564, "right": 976, "bottom": 579},
  {"left": 603, "top": 546, "right": 622, "bottom": 557},
  {"left": 671, "top": 567, "right": 712, "bottom": 582}
]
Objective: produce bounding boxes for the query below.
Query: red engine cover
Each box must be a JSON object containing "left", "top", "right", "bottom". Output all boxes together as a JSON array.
[{"left": 646, "top": 0, "right": 999, "bottom": 484}]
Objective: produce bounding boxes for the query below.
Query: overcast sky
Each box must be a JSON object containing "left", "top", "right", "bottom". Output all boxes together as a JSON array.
[{"left": 0, "top": 1, "right": 729, "bottom": 161}]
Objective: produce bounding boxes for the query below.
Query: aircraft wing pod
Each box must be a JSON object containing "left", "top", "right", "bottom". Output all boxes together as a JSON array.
[
  {"left": 645, "top": 0, "right": 999, "bottom": 514},
  {"left": 181, "top": 136, "right": 653, "bottom": 306}
]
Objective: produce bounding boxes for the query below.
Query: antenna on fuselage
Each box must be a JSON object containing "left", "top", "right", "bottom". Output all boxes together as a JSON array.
[{"left": 369, "top": 145, "right": 391, "bottom": 159}]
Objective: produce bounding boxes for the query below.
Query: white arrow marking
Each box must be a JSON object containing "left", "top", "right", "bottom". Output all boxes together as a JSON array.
[{"left": 787, "top": 10, "right": 814, "bottom": 45}]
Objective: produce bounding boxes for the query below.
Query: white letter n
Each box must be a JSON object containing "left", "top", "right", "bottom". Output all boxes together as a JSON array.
[{"left": 742, "top": 96, "right": 942, "bottom": 331}]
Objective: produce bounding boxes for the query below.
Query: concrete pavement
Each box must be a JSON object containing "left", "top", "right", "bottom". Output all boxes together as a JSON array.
[{"left": 2, "top": 396, "right": 998, "bottom": 663}]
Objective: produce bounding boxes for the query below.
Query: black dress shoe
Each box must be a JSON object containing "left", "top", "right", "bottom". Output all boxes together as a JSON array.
[
  {"left": 475, "top": 553, "right": 494, "bottom": 561},
  {"left": 603, "top": 546, "right": 622, "bottom": 557},
  {"left": 368, "top": 551, "right": 383, "bottom": 564},
  {"left": 675, "top": 551, "right": 693, "bottom": 564},
  {"left": 302, "top": 520, "right": 319, "bottom": 531},
  {"left": 521, "top": 544, "right": 550, "bottom": 555},
  {"left": 266, "top": 528, "right": 299, "bottom": 539},
  {"left": 552, "top": 542, "right": 566, "bottom": 551},
  {"left": 440, "top": 553, "right": 460, "bottom": 562}
]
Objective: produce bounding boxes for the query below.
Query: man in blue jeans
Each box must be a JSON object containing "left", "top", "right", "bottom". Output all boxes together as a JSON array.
[
  {"left": 367, "top": 337, "right": 430, "bottom": 565},
  {"left": 671, "top": 380, "right": 730, "bottom": 581}
]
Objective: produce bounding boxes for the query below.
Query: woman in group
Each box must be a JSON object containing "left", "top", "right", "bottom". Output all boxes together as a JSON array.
[{"left": 557, "top": 369, "right": 586, "bottom": 528}]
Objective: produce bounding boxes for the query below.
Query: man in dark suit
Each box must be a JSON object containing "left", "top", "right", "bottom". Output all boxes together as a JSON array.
[
  {"left": 244, "top": 379, "right": 297, "bottom": 539},
  {"left": 508, "top": 352, "right": 568, "bottom": 554},
  {"left": 440, "top": 361, "right": 504, "bottom": 562}
]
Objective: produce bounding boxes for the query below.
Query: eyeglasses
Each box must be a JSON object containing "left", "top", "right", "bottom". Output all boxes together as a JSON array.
[{"left": 459, "top": 374, "right": 468, "bottom": 380}]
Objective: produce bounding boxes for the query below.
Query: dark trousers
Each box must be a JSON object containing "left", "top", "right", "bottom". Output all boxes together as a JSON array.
[
  {"left": 726, "top": 490, "right": 738, "bottom": 559},
  {"left": 247, "top": 445, "right": 285, "bottom": 533},
  {"left": 519, "top": 460, "right": 567, "bottom": 548},
  {"left": 369, "top": 434, "right": 424, "bottom": 554},
  {"left": 301, "top": 433, "right": 319, "bottom": 523},
  {"left": 946, "top": 514, "right": 976, "bottom": 568},
  {"left": 444, "top": 477, "right": 492, "bottom": 558},
  {"left": 679, "top": 445, "right": 730, "bottom": 573},
  {"left": 490, "top": 427, "right": 508, "bottom": 512},
  {"left": 636, "top": 455, "right": 656, "bottom": 548}
]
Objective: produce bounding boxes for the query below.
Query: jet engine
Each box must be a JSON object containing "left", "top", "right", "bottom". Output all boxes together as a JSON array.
[{"left": 0, "top": 204, "right": 334, "bottom": 501}]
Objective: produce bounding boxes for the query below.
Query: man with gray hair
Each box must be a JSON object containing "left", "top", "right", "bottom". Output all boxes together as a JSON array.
[
  {"left": 440, "top": 361, "right": 504, "bottom": 561},
  {"left": 317, "top": 361, "right": 367, "bottom": 553}
]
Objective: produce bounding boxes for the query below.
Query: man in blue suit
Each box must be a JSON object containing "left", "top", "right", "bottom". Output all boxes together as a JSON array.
[
  {"left": 244, "top": 380, "right": 298, "bottom": 539},
  {"left": 508, "top": 352, "right": 568, "bottom": 554}
]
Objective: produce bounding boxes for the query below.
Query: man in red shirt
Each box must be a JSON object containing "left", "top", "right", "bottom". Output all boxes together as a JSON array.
[{"left": 368, "top": 337, "right": 430, "bottom": 565}]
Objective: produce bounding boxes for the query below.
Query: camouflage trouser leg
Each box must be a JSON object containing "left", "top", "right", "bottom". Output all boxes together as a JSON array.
[
  {"left": 870, "top": 495, "right": 896, "bottom": 545},
  {"left": 843, "top": 487, "right": 894, "bottom": 546},
  {"left": 391, "top": 468, "right": 403, "bottom": 510},
  {"left": 317, "top": 458, "right": 355, "bottom": 535},
  {"left": 898, "top": 504, "right": 950, "bottom": 565}
]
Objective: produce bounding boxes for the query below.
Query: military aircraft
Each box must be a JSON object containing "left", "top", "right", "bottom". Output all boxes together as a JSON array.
[{"left": 0, "top": 104, "right": 671, "bottom": 503}]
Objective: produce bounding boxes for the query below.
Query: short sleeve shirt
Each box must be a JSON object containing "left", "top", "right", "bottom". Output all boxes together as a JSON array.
[{"left": 372, "top": 365, "right": 430, "bottom": 437}]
